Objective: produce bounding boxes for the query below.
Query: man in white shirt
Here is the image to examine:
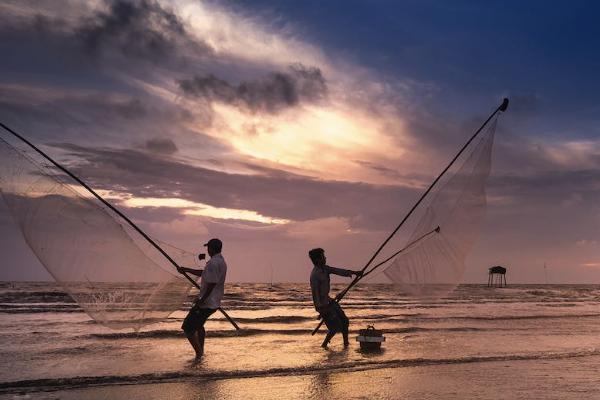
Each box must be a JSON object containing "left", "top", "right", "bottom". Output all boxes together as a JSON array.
[{"left": 177, "top": 238, "right": 227, "bottom": 359}]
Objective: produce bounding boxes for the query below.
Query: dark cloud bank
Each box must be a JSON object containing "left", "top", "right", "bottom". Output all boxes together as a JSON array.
[
  {"left": 178, "top": 64, "right": 328, "bottom": 114},
  {"left": 78, "top": 0, "right": 193, "bottom": 62},
  {"left": 144, "top": 138, "right": 178, "bottom": 154},
  {"left": 53, "top": 139, "right": 600, "bottom": 236},
  {"left": 0, "top": 0, "right": 329, "bottom": 150},
  {"left": 56, "top": 143, "right": 416, "bottom": 231},
  {"left": 0, "top": 0, "right": 210, "bottom": 66}
]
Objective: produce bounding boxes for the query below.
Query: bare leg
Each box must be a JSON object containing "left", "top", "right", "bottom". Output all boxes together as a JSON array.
[
  {"left": 321, "top": 331, "right": 335, "bottom": 348},
  {"left": 342, "top": 329, "right": 349, "bottom": 347},
  {"left": 341, "top": 310, "right": 350, "bottom": 347},
  {"left": 186, "top": 330, "right": 204, "bottom": 358},
  {"left": 198, "top": 326, "right": 206, "bottom": 356}
]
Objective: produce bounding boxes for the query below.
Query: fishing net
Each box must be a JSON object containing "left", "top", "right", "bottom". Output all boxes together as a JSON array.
[
  {"left": 383, "top": 117, "right": 497, "bottom": 298},
  {"left": 0, "top": 132, "right": 197, "bottom": 330}
]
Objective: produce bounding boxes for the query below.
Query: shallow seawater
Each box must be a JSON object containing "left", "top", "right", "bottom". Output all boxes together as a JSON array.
[{"left": 2, "top": 282, "right": 600, "bottom": 399}]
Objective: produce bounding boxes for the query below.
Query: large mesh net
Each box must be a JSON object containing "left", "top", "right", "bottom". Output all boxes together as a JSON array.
[
  {"left": 0, "top": 131, "right": 196, "bottom": 330},
  {"left": 383, "top": 117, "right": 497, "bottom": 298}
]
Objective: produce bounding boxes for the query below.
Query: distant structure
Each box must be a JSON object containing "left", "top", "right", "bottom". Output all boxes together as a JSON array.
[{"left": 488, "top": 266, "right": 507, "bottom": 287}]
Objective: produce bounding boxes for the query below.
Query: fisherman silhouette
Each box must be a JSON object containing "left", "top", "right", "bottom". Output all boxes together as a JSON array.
[{"left": 308, "top": 248, "right": 362, "bottom": 348}]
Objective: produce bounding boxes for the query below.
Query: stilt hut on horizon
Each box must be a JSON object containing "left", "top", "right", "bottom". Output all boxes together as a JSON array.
[{"left": 488, "top": 266, "right": 507, "bottom": 287}]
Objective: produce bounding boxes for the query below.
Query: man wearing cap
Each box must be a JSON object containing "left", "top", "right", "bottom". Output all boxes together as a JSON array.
[
  {"left": 177, "top": 238, "right": 227, "bottom": 359},
  {"left": 308, "top": 247, "right": 362, "bottom": 348}
]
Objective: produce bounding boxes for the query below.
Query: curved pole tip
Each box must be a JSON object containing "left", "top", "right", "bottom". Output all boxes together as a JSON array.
[{"left": 499, "top": 98, "right": 509, "bottom": 112}]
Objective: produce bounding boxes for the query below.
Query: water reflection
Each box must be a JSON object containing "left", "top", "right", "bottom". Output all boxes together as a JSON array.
[
  {"left": 306, "top": 347, "right": 350, "bottom": 398},
  {"left": 309, "top": 372, "right": 332, "bottom": 399}
]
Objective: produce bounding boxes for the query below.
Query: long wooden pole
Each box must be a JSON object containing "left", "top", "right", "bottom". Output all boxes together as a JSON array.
[
  {"left": 0, "top": 122, "right": 240, "bottom": 331},
  {"left": 312, "top": 98, "right": 509, "bottom": 335}
]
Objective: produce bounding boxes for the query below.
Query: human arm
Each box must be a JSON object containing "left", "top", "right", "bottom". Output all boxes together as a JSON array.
[
  {"left": 177, "top": 266, "right": 203, "bottom": 277},
  {"left": 324, "top": 265, "right": 363, "bottom": 278}
]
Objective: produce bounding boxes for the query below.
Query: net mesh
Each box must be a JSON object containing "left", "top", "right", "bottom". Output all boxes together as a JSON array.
[
  {"left": 0, "top": 133, "right": 195, "bottom": 330},
  {"left": 383, "top": 117, "right": 497, "bottom": 298}
]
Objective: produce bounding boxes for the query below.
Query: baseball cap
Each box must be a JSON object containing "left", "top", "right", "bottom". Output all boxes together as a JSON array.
[{"left": 203, "top": 238, "right": 222, "bottom": 250}]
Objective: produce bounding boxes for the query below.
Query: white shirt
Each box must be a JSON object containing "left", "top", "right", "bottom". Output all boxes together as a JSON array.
[{"left": 197, "top": 253, "right": 227, "bottom": 309}]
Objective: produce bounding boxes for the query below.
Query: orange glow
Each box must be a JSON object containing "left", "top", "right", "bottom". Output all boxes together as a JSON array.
[
  {"left": 582, "top": 262, "right": 600, "bottom": 268},
  {"left": 205, "top": 103, "right": 407, "bottom": 184},
  {"left": 122, "top": 196, "right": 290, "bottom": 225}
]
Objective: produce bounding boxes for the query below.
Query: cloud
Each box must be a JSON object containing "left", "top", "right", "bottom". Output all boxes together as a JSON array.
[
  {"left": 121, "top": 196, "right": 290, "bottom": 224},
  {"left": 352, "top": 159, "right": 425, "bottom": 186},
  {"left": 117, "top": 204, "right": 187, "bottom": 224},
  {"left": 115, "top": 98, "right": 147, "bottom": 119},
  {"left": 144, "top": 138, "right": 178, "bottom": 154},
  {"left": 178, "top": 64, "right": 327, "bottom": 114},
  {"left": 76, "top": 0, "right": 212, "bottom": 64},
  {"left": 490, "top": 169, "right": 600, "bottom": 201},
  {"left": 581, "top": 262, "right": 600, "bottom": 268},
  {"left": 284, "top": 217, "right": 352, "bottom": 240},
  {"left": 0, "top": 0, "right": 212, "bottom": 82},
  {"left": 0, "top": 0, "right": 416, "bottom": 186},
  {"left": 52, "top": 142, "right": 419, "bottom": 230}
]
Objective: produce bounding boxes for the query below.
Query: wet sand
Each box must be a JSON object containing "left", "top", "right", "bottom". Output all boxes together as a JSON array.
[{"left": 8, "top": 355, "right": 600, "bottom": 400}]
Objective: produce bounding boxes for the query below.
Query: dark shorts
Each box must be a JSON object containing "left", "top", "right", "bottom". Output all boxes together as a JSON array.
[
  {"left": 320, "top": 302, "right": 349, "bottom": 334},
  {"left": 182, "top": 306, "right": 216, "bottom": 334}
]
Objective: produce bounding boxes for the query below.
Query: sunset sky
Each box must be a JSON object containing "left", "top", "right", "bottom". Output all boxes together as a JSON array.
[{"left": 1, "top": 0, "right": 599, "bottom": 283}]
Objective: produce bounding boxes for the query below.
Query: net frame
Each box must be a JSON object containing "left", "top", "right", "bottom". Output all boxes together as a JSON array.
[
  {"left": 0, "top": 134, "right": 194, "bottom": 330},
  {"left": 383, "top": 118, "right": 497, "bottom": 297}
]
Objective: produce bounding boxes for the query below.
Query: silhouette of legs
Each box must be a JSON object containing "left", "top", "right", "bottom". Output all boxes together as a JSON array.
[
  {"left": 341, "top": 310, "right": 350, "bottom": 346},
  {"left": 321, "top": 302, "right": 350, "bottom": 347},
  {"left": 322, "top": 331, "right": 335, "bottom": 348},
  {"left": 182, "top": 307, "right": 216, "bottom": 358},
  {"left": 186, "top": 329, "right": 205, "bottom": 358}
]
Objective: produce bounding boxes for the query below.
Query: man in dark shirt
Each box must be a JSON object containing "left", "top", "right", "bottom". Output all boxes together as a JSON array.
[{"left": 309, "top": 248, "right": 362, "bottom": 348}]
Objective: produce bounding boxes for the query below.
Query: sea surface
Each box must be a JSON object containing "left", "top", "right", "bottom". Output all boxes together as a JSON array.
[{"left": 2, "top": 282, "right": 600, "bottom": 399}]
